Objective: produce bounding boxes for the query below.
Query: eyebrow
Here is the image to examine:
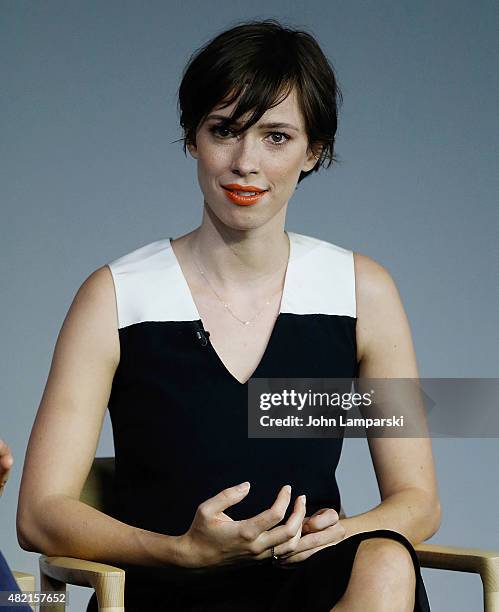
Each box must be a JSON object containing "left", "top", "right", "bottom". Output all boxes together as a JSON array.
[{"left": 206, "top": 114, "right": 300, "bottom": 132}]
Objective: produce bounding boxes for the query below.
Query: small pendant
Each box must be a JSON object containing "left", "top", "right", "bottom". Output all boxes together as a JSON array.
[{"left": 244, "top": 321, "right": 250, "bottom": 325}]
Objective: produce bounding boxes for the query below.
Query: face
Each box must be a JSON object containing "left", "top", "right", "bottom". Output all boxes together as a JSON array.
[{"left": 187, "top": 87, "right": 319, "bottom": 230}]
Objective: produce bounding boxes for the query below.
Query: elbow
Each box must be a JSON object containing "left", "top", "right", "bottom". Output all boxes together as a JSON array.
[
  {"left": 16, "top": 499, "right": 45, "bottom": 554},
  {"left": 16, "top": 503, "right": 38, "bottom": 552},
  {"left": 17, "top": 493, "right": 77, "bottom": 557},
  {"left": 16, "top": 516, "right": 37, "bottom": 552},
  {"left": 409, "top": 488, "right": 441, "bottom": 541},
  {"left": 432, "top": 499, "right": 442, "bottom": 534},
  {"left": 425, "top": 497, "right": 442, "bottom": 539}
]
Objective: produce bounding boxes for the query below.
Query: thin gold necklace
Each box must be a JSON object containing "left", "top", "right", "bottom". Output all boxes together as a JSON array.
[{"left": 191, "top": 237, "right": 289, "bottom": 326}]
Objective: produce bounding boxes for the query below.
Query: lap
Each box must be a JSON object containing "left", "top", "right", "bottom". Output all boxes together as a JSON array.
[{"left": 86, "top": 529, "right": 431, "bottom": 612}]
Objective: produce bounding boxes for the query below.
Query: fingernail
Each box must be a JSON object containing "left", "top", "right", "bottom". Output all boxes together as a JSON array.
[
  {"left": 284, "top": 484, "right": 291, "bottom": 494},
  {"left": 300, "top": 494, "right": 306, "bottom": 503},
  {"left": 237, "top": 481, "right": 250, "bottom": 490}
]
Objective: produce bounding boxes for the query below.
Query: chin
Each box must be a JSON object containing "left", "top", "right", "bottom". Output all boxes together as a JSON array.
[
  {"left": 218, "top": 215, "right": 266, "bottom": 232},
  {"left": 205, "top": 195, "right": 285, "bottom": 231},
  {"left": 203, "top": 198, "right": 260, "bottom": 224}
]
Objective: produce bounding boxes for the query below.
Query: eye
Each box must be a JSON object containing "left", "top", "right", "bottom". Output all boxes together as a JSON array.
[
  {"left": 268, "top": 132, "right": 291, "bottom": 146},
  {"left": 208, "top": 125, "right": 235, "bottom": 139},
  {"left": 208, "top": 124, "right": 291, "bottom": 147}
]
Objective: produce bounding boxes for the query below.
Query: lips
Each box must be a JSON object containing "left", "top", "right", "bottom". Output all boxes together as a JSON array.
[
  {"left": 222, "top": 183, "right": 268, "bottom": 194},
  {"left": 221, "top": 184, "right": 269, "bottom": 206}
]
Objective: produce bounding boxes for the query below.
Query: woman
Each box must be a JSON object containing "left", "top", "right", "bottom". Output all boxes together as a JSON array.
[{"left": 17, "top": 19, "right": 440, "bottom": 611}]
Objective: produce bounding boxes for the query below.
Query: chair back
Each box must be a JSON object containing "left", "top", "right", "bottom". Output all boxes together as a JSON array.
[{"left": 79, "top": 457, "right": 115, "bottom": 513}]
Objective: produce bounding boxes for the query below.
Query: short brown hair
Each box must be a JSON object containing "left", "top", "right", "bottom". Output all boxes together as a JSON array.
[{"left": 177, "top": 19, "right": 343, "bottom": 184}]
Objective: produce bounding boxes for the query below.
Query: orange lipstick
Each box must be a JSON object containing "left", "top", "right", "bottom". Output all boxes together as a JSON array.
[{"left": 222, "top": 183, "right": 268, "bottom": 206}]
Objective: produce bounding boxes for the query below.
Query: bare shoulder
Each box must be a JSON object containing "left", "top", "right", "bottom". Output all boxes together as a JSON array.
[
  {"left": 74, "top": 264, "right": 116, "bottom": 312},
  {"left": 352, "top": 251, "right": 398, "bottom": 303},
  {"left": 352, "top": 252, "right": 415, "bottom": 374},
  {"left": 63, "top": 265, "right": 120, "bottom": 368}
]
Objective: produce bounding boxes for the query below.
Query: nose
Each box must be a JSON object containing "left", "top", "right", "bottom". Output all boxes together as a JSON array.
[{"left": 230, "top": 134, "right": 260, "bottom": 177}]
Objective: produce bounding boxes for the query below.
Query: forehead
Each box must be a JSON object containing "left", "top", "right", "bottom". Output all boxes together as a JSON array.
[{"left": 211, "top": 87, "right": 304, "bottom": 128}]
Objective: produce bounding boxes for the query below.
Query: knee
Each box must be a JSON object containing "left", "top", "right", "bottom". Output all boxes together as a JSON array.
[
  {"left": 338, "top": 538, "right": 417, "bottom": 612},
  {"left": 356, "top": 537, "right": 417, "bottom": 591}
]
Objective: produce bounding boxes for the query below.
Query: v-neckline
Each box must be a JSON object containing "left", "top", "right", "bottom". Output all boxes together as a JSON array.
[{"left": 168, "top": 231, "right": 293, "bottom": 386}]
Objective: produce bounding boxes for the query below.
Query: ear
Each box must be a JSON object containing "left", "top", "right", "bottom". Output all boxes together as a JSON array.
[
  {"left": 187, "top": 139, "right": 198, "bottom": 160},
  {"left": 302, "top": 142, "right": 323, "bottom": 173}
]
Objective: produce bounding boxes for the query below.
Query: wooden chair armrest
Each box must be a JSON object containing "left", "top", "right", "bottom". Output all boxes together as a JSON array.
[
  {"left": 12, "top": 571, "right": 35, "bottom": 592},
  {"left": 39, "top": 555, "right": 124, "bottom": 612},
  {"left": 415, "top": 542, "right": 499, "bottom": 574},
  {"left": 12, "top": 572, "right": 36, "bottom": 612},
  {"left": 415, "top": 543, "right": 499, "bottom": 612}
]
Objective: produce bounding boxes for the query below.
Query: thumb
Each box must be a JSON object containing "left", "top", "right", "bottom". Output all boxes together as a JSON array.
[
  {"left": 306, "top": 508, "right": 338, "bottom": 531},
  {"left": 203, "top": 482, "right": 251, "bottom": 515}
]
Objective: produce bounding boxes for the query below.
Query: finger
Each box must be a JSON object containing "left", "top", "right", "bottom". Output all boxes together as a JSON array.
[
  {"left": 280, "top": 542, "right": 334, "bottom": 564},
  {"left": 313, "top": 508, "right": 331, "bottom": 517},
  {"left": 272, "top": 496, "right": 307, "bottom": 555},
  {"left": 257, "top": 494, "right": 306, "bottom": 552},
  {"left": 303, "top": 508, "right": 336, "bottom": 531},
  {"left": 273, "top": 493, "right": 306, "bottom": 543},
  {"left": 0, "top": 452, "right": 13, "bottom": 467},
  {"left": 280, "top": 522, "right": 343, "bottom": 560},
  {"left": 302, "top": 509, "right": 327, "bottom": 533},
  {"left": 249, "top": 495, "right": 306, "bottom": 561},
  {"left": 200, "top": 481, "right": 251, "bottom": 515},
  {"left": 302, "top": 508, "right": 328, "bottom": 525},
  {"left": 0, "top": 446, "right": 13, "bottom": 481},
  {"left": 308, "top": 507, "right": 335, "bottom": 520},
  {"left": 0, "top": 440, "right": 13, "bottom": 461},
  {"left": 0, "top": 457, "right": 13, "bottom": 473},
  {"left": 240, "top": 485, "right": 292, "bottom": 539},
  {"left": 305, "top": 508, "right": 338, "bottom": 532}
]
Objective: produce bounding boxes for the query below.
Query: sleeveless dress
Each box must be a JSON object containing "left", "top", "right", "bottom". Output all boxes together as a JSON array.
[{"left": 86, "top": 231, "right": 431, "bottom": 611}]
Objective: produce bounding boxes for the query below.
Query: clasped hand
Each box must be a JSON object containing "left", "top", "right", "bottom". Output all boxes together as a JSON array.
[{"left": 178, "top": 482, "right": 346, "bottom": 569}]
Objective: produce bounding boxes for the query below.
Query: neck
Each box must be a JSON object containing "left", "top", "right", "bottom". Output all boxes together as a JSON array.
[{"left": 188, "top": 206, "right": 290, "bottom": 292}]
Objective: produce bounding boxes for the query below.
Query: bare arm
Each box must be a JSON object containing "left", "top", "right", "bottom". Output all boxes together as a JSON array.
[
  {"left": 339, "top": 253, "right": 441, "bottom": 545},
  {"left": 16, "top": 266, "right": 306, "bottom": 569},
  {"left": 16, "top": 266, "right": 184, "bottom": 567}
]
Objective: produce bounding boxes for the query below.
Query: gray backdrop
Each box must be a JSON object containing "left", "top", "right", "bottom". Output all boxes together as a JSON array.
[{"left": 2, "top": 1, "right": 498, "bottom": 610}]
